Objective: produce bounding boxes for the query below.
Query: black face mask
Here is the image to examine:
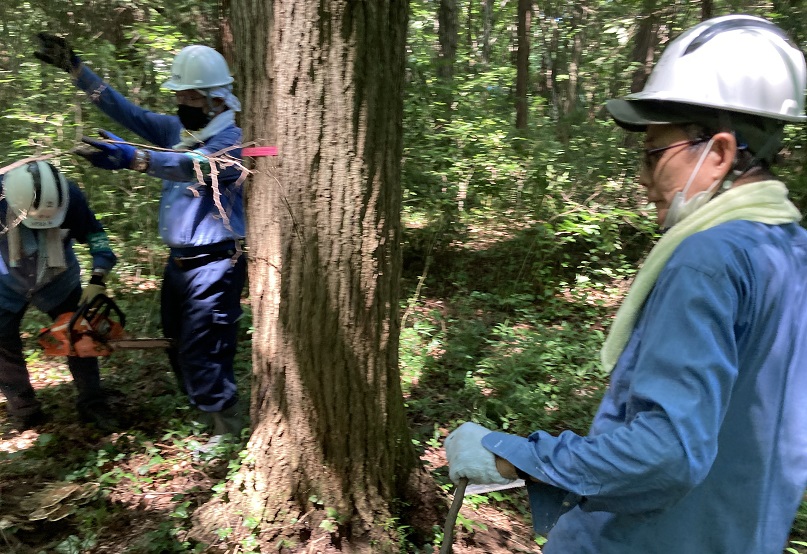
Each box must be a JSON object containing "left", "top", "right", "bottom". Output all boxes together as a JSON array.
[{"left": 177, "top": 105, "right": 211, "bottom": 131}]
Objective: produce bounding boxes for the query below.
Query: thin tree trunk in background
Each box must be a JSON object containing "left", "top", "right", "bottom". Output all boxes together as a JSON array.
[
  {"left": 437, "top": 0, "right": 458, "bottom": 82},
  {"left": 535, "top": 10, "right": 549, "bottom": 100},
  {"left": 466, "top": 0, "right": 473, "bottom": 58},
  {"left": 482, "top": 0, "right": 494, "bottom": 64},
  {"left": 217, "top": 0, "right": 234, "bottom": 67},
  {"left": 194, "top": 1, "right": 440, "bottom": 551},
  {"left": 564, "top": 3, "right": 586, "bottom": 115},
  {"left": 515, "top": 0, "right": 531, "bottom": 130},
  {"left": 437, "top": 0, "right": 458, "bottom": 123},
  {"left": 701, "top": 0, "right": 713, "bottom": 20},
  {"left": 630, "top": 0, "right": 659, "bottom": 93},
  {"left": 548, "top": 16, "right": 561, "bottom": 117}
]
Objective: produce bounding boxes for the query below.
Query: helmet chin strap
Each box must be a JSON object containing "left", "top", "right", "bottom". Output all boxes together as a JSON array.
[
  {"left": 682, "top": 137, "right": 716, "bottom": 198},
  {"left": 662, "top": 137, "right": 718, "bottom": 230}
]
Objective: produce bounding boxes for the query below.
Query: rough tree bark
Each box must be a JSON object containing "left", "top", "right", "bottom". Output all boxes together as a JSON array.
[{"left": 193, "top": 1, "right": 441, "bottom": 552}]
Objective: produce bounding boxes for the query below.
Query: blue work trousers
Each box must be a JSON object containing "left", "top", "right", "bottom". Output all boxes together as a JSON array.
[
  {"left": 0, "top": 285, "right": 103, "bottom": 417},
  {"left": 161, "top": 253, "right": 246, "bottom": 413}
]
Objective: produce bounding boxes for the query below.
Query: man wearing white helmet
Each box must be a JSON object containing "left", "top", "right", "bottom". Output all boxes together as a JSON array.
[
  {"left": 0, "top": 161, "right": 117, "bottom": 432},
  {"left": 35, "top": 35, "right": 247, "bottom": 438},
  {"left": 444, "top": 15, "right": 807, "bottom": 553}
]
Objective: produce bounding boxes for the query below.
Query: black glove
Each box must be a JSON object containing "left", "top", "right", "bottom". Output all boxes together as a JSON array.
[{"left": 34, "top": 32, "right": 81, "bottom": 73}]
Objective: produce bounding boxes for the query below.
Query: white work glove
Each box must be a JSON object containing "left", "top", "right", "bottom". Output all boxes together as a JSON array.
[
  {"left": 79, "top": 283, "right": 105, "bottom": 305},
  {"left": 444, "top": 422, "right": 513, "bottom": 485},
  {"left": 80, "top": 272, "right": 107, "bottom": 306}
]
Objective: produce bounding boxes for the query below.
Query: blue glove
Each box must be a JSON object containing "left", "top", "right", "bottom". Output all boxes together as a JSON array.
[
  {"left": 444, "top": 422, "right": 514, "bottom": 485},
  {"left": 77, "top": 130, "right": 136, "bottom": 171}
]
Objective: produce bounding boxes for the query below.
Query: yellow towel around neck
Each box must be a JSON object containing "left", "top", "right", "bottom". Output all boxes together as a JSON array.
[{"left": 600, "top": 180, "right": 802, "bottom": 373}]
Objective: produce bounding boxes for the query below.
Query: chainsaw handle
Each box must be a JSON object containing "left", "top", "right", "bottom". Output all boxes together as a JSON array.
[
  {"left": 66, "top": 303, "right": 87, "bottom": 348},
  {"left": 84, "top": 294, "right": 126, "bottom": 329},
  {"left": 67, "top": 294, "right": 125, "bottom": 350}
]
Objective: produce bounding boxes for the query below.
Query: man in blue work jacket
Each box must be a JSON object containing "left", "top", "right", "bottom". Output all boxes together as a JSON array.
[
  {"left": 35, "top": 35, "right": 247, "bottom": 437},
  {"left": 0, "top": 161, "right": 117, "bottom": 432},
  {"left": 445, "top": 15, "right": 807, "bottom": 554}
]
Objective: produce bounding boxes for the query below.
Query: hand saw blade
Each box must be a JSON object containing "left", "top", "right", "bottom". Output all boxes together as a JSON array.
[{"left": 464, "top": 479, "right": 526, "bottom": 496}]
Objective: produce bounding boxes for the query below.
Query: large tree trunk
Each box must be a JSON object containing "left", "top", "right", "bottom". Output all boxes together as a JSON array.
[{"left": 194, "top": 1, "right": 441, "bottom": 551}]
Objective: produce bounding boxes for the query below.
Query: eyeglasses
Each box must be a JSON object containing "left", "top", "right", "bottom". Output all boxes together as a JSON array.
[
  {"left": 642, "top": 138, "right": 708, "bottom": 170},
  {"left": 174, "top": 91, "right": 207, "bottom": 106}
]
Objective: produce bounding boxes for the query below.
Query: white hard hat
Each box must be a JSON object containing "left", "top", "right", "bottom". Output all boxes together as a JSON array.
[
  {"left": 3, "top": 161, "right": 70, "bottom": 228},
  {"left": 162, "top": 45, "right": 233, "bottom": 91},
  {"left": 607, "top": 15, "right": 807, "bottom": 127}
]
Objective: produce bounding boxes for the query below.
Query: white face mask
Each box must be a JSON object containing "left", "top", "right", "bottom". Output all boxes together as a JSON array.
[{"left": 661, "top": 137, "right": 722, "bottom": 230}]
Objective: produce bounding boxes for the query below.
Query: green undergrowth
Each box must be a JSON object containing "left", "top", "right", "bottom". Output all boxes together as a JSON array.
[
  {"left": 0, "top": 259, "right": 252, "bottom": 553},
  {"left": 400, "top": 207, "right": 807, "bottom": 553},
  {"left": 2, "top": 207, "right": 807, "bottom": 553}
]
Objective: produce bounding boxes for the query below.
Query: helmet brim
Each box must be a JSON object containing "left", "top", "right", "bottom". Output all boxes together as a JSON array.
[
  {"left": 161, "top": 80, "right": 193, "bottom": 91},
  {"left": 607, "top": 99, "right": 787, "bottom": 162},
  {"left": 20, "top": 214, "right": 67, "bottom": 229},
  {"left": 605, "top": 99, "right": 700, "bottom": 131},
  {"left": 161, "top": 77, "right": 234, "bottom": 91}
]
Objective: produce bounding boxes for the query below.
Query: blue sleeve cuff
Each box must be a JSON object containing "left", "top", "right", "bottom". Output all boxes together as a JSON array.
[
  {"left": 74, "top": 65, "right": 104, "bottom": 94},
  {"left": 90, "top": 250, "right": 117, "bottom": 272},
  {"left": 482, "top": 431, "right": 548, "bottom": 479},
  {"left": 482, "top": 431, "right": 581, "bottom": 534}
]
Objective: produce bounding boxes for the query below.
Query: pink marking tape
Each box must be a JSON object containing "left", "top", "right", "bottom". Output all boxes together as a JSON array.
[{"left": 242, "top": 146, "right": 278, "bottom": 157}]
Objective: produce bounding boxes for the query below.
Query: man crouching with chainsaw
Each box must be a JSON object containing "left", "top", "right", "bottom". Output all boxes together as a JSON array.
[{"left": 0, "top": 160, "right": 117, "bottom": 432}]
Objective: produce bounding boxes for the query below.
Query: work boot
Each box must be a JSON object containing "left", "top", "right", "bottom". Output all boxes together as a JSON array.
[
  {"left": 191, "top": 403, "right": 247, "bottom": 459},
  {"left": 77, "top": 400, "right": 121, "bottom": 434},
  {"left": 10, "top": 409, "right": 50, "bottom": 431},
  {"left": 211, "top": 402, "right": 247, "bottom": 437}
]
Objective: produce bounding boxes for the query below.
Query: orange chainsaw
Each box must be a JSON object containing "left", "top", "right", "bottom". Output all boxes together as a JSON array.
[{"left": 38, "top": 294, "right": 171, "bottom": 357}]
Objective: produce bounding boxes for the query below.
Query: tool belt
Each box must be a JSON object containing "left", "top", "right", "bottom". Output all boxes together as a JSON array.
[{"left": 169, "top": 241, "right": 241, "bottom": 271}]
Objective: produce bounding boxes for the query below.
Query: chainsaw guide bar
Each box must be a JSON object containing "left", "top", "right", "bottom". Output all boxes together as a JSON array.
[{"left": 38, "top": 294, "right": 171, "bottom": 357}]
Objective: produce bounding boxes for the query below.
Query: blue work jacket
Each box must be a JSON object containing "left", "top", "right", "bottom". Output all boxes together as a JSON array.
[
  {"left": 0, "top": 180, "right": 116, "bottom": 313},
  {"left": 484, "top": 220, "right": 807, "bottom": 553},
  {"left": 73, "top": 66, "right": 245, "bottom": 249}
]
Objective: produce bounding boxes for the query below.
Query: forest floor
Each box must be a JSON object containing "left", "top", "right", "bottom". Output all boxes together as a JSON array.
[
  {"left": 0, "top": 353, "right": 540, "bottom": 553},
  {"left": 1, "top": 213, "right": 805, "bottom": 553},
  {"left": 0, "top": 217, "right": 552, "bottom": 553}
]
